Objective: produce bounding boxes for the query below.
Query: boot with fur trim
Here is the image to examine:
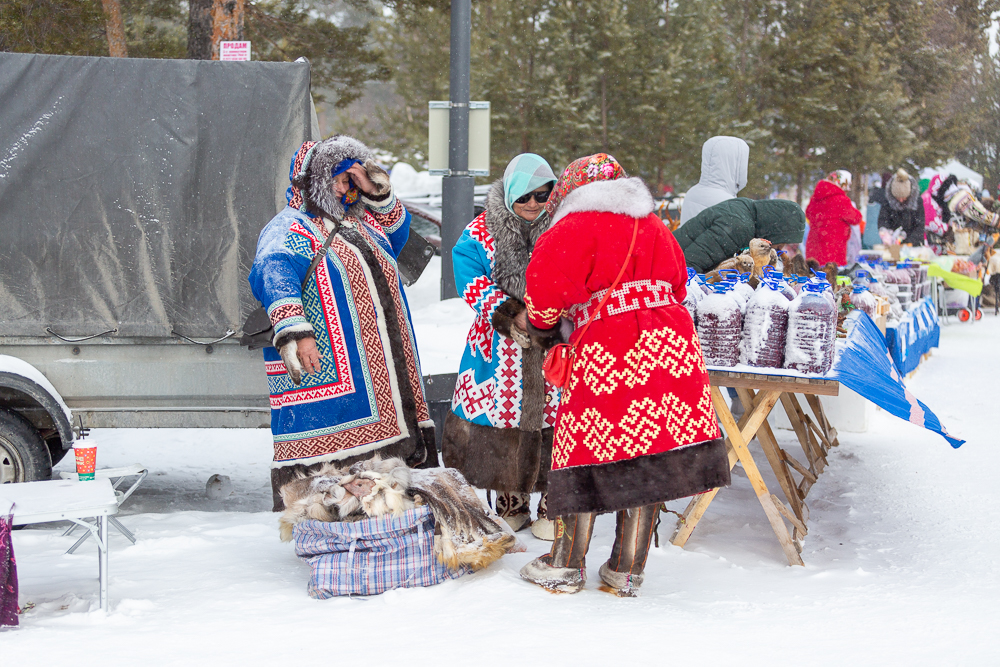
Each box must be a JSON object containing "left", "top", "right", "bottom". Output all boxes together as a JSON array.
[
  {"left": 530, "top": 493, "right": 554, "bottom": 541},
  {"left": 598, "top": 561, "right": 643, "bottom": 598},
  {"left": 496, "top": 491, "right": 531, "bottom": 532},
  {"left": 519, "top": 554, "right": 586, "bottom": 594},
  {"left": 597, "top": 504, "right": 659, "bottom": 597}
]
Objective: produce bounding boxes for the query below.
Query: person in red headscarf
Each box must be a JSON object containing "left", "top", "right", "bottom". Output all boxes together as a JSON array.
[
  {"left": 805, "top": 170, "right": 864, "bottom": 266},
  {"left": 517, "top": 154, "right": 728, "bottom": 597}
]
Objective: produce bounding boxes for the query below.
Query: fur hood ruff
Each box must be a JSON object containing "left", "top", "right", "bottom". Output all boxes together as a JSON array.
[
  {"left": 293, "top": 135, "right": 392, "bottom": 220},
  {"left": 884, "top": 173, "right": 921, "bottom": 212},
  {"left": 552, "top": 177, "right": 655, "bottom": 224},
  {"left": 486, "top": 180, "right": 552, "bottom": 300}
]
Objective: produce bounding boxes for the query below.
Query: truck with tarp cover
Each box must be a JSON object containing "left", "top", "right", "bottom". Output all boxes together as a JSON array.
[{"left": 0, "top": 51, "right": 317, "bottom": 482}]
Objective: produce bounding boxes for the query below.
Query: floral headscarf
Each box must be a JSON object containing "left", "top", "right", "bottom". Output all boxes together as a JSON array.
[
  {"left": 545, "top": 153, "right": 627, "bottom": 217},
  {"left": 826, "top": 170, "right": 852, "bottom": 192}
]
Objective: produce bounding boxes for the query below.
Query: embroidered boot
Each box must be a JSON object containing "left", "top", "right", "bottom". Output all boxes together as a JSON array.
[
  {"left": 598, "top": 504, "right": 660, "bottom": 598},
  {"left": 496, "top": 491, "right": 531, "bottom": 532},
  {"left": 530, "top": 493, "right": 554, "bottom": 541},
  {"left": 519, "top": 513, "right": 596, "bottom": 593}
]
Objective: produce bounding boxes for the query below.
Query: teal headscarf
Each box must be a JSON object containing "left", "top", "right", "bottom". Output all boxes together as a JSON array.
[{"left": 502, "top": 153, "right": 557, "bottom": 218}]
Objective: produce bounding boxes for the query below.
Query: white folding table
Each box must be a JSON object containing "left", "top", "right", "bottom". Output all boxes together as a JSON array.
[{"left": 2, "top": 479, "right": 119, "bottom": 612}]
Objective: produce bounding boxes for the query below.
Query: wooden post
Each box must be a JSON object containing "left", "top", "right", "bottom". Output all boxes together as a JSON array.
[
  {"left": 101, "top": 0, "right": 128, "bottom": 58},
  {"left": 211, "top": 0, "right": 246, "bottom": 60}
]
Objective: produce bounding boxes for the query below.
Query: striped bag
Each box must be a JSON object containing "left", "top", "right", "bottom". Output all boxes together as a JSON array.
[{"left": 293, "top": 506, "right": 470, "bottom": 598}]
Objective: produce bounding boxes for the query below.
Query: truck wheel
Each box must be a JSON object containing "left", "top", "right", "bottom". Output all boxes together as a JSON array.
[{"left": 0, "top": 409, "right": 52, "bottom": 483}]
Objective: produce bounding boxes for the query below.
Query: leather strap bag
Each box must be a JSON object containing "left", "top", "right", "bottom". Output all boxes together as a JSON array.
[
  {"left": 240, "top": 218, "right": 339, "bottom": 350},
  {"left": 542, "top": 217, "right": 639, "bottom": 389}
]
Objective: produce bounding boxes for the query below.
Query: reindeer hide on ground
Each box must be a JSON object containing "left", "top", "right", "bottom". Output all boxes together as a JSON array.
[{"left": 277, "top": 456, "right": 519, "bottom": 571}]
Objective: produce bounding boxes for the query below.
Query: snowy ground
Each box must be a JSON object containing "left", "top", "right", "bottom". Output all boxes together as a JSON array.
[{"left": 5, "top": 266, "right": 1000, "bottom": 663}]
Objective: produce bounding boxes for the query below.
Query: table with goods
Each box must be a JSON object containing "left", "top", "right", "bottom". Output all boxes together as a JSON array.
[{"left": 678, "top": 259, "right": 952, "bottom": 565}]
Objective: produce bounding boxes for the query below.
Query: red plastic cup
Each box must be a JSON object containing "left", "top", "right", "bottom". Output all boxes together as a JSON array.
[{"left": 74, "top": 444, "right": 97, "bottom": 481}]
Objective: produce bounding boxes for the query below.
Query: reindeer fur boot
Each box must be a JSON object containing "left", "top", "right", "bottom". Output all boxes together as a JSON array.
[
  {"left": 530, "top": 493, "right": 554, "bottom": 541},
  {"left": 496, "top": 491, "right": 531, "bottom": 532}
]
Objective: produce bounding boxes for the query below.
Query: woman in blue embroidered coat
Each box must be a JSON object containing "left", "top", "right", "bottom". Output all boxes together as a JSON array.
[
  {"left": 250, "top": 136, "right": 435, "bottom": 510},
  {"left": 441, "top": 154, "right": 561, "bottom": 538}
]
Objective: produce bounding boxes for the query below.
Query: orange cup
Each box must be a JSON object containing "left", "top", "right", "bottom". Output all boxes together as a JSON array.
[{"left": 74, "top": 445, "right": 97, "bottom": 481}]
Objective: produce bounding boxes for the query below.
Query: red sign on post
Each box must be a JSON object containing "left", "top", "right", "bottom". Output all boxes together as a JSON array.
[{"left": 220, "top": 41, "right": 251, "bottom": 62}]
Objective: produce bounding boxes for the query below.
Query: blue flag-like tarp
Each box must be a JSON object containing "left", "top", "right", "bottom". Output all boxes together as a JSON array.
[{"left": 833, "top": 311, "right": 963, "bottom": 448}]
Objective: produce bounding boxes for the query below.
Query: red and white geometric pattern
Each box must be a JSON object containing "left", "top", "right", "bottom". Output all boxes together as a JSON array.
[
  {"left": 568, "top": 279, "right": 678, "bottom": 329},
  {"left": 451, "top": 369, "right": 495, "bottom": 420},
  {"left": 462, "top": 276, "right": 507, "bottom": 362},
  {"left": 466, "top": 213, "right": 495, "bottom": 260},
  {"left": 488, "top": 337, "right": 523, "bottom": 428},
  {"left": 543, "top": 380, "right": 560, "bottom": 428}
]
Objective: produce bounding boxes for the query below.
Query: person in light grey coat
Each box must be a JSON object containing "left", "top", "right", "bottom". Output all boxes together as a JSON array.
[{"left": 679, "top": 136, "right": 750, "bottom": 225}]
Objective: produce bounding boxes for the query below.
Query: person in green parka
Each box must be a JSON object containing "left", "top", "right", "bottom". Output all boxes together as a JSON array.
[{"left": 674, "top": 197, "right": 806, "bottom": 273}]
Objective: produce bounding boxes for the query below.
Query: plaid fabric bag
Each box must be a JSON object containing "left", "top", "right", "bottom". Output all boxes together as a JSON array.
[{"left": 293, "top": 506, "right": 470, "bottom": 598}]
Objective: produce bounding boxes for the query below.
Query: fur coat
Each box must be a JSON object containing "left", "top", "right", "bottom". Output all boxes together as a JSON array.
[
  {"left": 878, "top": 173, "right": 925, "bottom": 245},
  {"left": 441, "top": 180, "right": 559, "bottom": 493},
  {"left": 805, "top": 180, "right": 863, "bottom": 266},
  {"left": 525, "top": 177, "right": 729, "bottom": 516},
  {"left": 249, "top": 138, "right": 434, "bottom": 472}
]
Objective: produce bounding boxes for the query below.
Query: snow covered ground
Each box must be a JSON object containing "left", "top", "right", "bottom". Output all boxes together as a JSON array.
[{"left": 5, "top": 267, "right": 1000, "bottom": 663}]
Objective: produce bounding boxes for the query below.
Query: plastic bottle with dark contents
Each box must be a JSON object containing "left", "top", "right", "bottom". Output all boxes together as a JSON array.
[
  {"left": 697, "top": 282, "right": 743, "bottom": 367},
  {"left": 763, "top": 266, "right": 796, "bottom": 301},
  {"left": 740, "top": 278, "right": 790, "bottom": 368},
  {"left": 683, "top": 268, "right": 704, "bottom": 325},
  {"left": 849, "top": 283, "right": 878, "bottom": 318},
  {"left": 784, "top": 279, "right": 836, "bottom": 374},
  {"left": 717, "top": 271, "right": 750, "bottom": 314}
]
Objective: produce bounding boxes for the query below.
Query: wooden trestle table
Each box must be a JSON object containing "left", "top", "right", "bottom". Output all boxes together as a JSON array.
[{"left": 669, "top": 370, "right": 841, "bottom": 566}]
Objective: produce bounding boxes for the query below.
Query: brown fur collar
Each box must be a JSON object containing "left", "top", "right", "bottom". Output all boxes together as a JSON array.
[{"left": 486, "top": 180, "right": 553, "bottom": 300}]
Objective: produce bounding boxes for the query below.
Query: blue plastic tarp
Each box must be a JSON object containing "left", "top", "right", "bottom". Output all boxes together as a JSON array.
[
  {"left": 834, "top": 311, "right": 962, "bottom": 448},
  {"left": 884, "top": 299, "right": 941, "bottom": 376}
]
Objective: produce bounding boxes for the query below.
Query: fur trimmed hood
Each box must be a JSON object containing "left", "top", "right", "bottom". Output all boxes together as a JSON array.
[
  {"left": 551, "top": 177, "right": 655, "bottom": 224},
  {"left": 884, "top": 173, "right": 921, "bottom": 212},
  {"left": 290, "top": 135, "right": 391, "bottom": 220},
  {"left": 486, "top": 179, "right": 553, "bottom": 300}
]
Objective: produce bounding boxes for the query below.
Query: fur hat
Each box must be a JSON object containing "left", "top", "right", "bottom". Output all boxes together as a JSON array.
[
  {"left": 890, "top": 168, "right": 912, "bottom": 202},
  {"left": 289, "top": 135, "right": 391, "bottom": 220}
]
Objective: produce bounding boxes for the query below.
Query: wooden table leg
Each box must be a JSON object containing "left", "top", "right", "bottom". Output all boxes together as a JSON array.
[
  {"left": 805, "top": 394, "right": 839, "bottom": 448},
  {"left": 781, "top": 393, "right": 827, "bottom": 474},
  {"left": 710, "top": 386, "right": 804, "bottom": 566},
  {"left": 738, "top": 388, "right": 806, "bottom": 523}
]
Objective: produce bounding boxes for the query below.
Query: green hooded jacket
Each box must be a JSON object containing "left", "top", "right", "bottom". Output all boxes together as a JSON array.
[{"left": 673, "top": 198, "right": 806, "bottom": 273}]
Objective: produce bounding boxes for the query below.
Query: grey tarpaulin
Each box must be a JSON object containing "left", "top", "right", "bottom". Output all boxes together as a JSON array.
[{"left": 0, "top": 52, "right": 313, "bottom": 338}]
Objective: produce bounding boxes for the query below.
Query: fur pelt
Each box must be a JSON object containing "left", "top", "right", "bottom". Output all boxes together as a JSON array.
[
  {"left": 783, "top": 253, "right": 811, "bottom": 279},
  {"left": 292, "top": 135, "right": 392, "bottom": 221},
  {"left": 278, "top": 455, "right": 519, "bottom": 571},
  {"left": 551, "top": 177, "right": 655, "bottom": 224},
  {"left": 409, "top": 467, "right": 518, "bottom": 571},
  {"left": 705, "top": 254, "right": 754, "bottom": 282},
  {"left": 278, "top": 456, "right": 416, "bottom": 541},
  {"left": 441, "top": 411, "right": 553, "bottom": 493},
  {"left": 490, "top": 297, "right": 525, "bottom": 339},
  {"left": 486, "top": 181, "right": 552, "bottom": 300}
]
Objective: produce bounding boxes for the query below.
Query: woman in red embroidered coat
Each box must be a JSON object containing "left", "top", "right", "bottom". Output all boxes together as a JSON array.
[
  {"left": 518, "top": 155, "right": 728, "bottom": 597},
  {"left": 805, "top": 170, "right": 864, "bottom": 266}
]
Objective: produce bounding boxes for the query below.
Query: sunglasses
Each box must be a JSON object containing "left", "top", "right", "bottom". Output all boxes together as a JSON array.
[{"left": 514, "top": 189, "right": 552, "bottom": 205}]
